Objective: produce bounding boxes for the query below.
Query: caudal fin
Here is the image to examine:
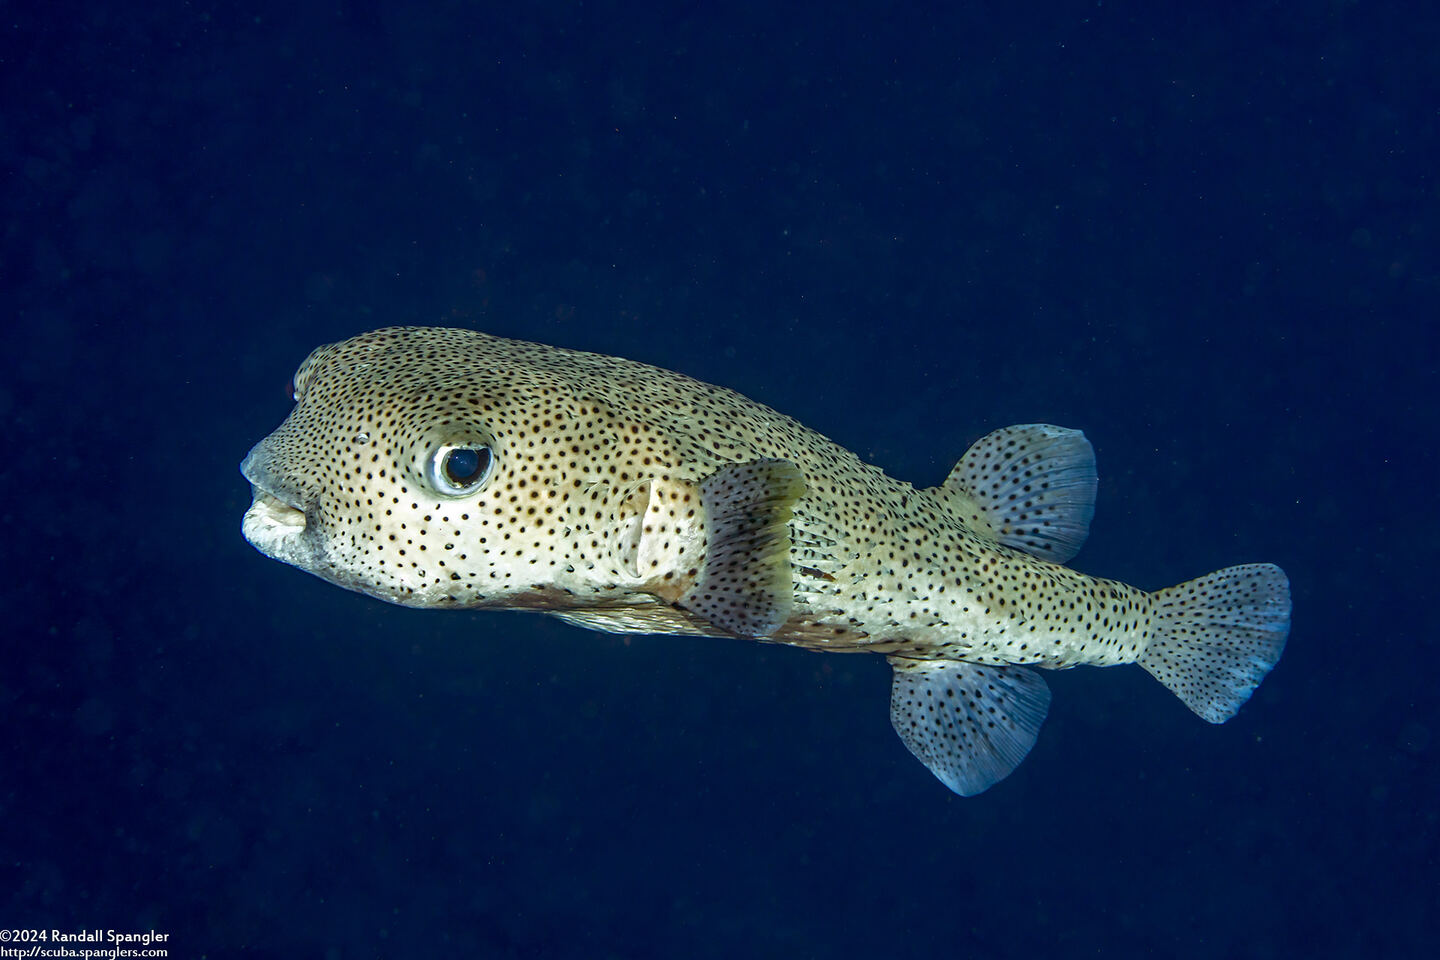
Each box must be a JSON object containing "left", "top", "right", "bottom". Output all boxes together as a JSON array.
[{"left": 1139, "top": 563, "right": 1291, "bottom": 723}]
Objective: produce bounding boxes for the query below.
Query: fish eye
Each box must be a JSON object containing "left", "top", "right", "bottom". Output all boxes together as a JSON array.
[{"left": 428, "top": 444, "right": 495, "bottom": 497}]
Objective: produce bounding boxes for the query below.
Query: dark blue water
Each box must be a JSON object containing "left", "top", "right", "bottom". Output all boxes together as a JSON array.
[{"left": 4, "top": 1, "right": 1434, "bottom": 956}]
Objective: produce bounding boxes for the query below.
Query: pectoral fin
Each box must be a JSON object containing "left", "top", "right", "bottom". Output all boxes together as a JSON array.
[
  {"left": 888, "top": 656, "right": 1051, "bottom": 796},
  {"left": 677, "top": 459, "right": 807, "bottom": 639}
]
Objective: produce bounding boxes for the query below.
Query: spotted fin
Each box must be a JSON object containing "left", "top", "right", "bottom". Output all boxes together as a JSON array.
[
  {"left": 942, "top": 424, "right": 1097, "bottom": 563},
  {"left": 678, "top": 459, "right": 807, "bottom": 639},
  {"left": 1140, "top": 563, "right": 1291, "bottom": 723},
  {"left": 888, "top": 656, "right": 1051, "bottom": 796}
]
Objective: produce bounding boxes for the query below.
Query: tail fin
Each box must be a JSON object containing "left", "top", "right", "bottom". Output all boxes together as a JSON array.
[{"left": 1139, "top": 563, "right": 1291, "bottom": 723}]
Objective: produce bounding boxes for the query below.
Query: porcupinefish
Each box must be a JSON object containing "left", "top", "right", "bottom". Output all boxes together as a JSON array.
[{"left": 240, "top": 326, "right": 1291, "bottom": 796}]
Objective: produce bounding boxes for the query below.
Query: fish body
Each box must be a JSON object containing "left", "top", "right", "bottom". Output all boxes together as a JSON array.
[{"left": 242, "top": 327, "right": 1291, "bottom": 795}]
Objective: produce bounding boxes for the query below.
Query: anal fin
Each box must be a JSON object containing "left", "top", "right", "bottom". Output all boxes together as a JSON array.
[
  {"left": 678, "top": 459, "right": 807, "bottom": 639},
  {"left": 888, "top": 656, "right": 1051, "bottom": 796}
]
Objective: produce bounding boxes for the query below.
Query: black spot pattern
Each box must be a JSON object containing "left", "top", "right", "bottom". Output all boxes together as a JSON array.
[
  {"left": 240, "top": 326, "right": 1277, "bottom": 689},
  {"left": 239, "top": 326, "right": 1294, "bottom": 797},
  {"left": 1139, "top": 563, "right": 1291, "bottom": 723},
  {"left": 679, "top": 459, "right": 806, "bottom": 638},
  {"left": 888, "top": 656, "right": 1052, "bottom": 796},
  {"left": 242, "top": 327, "right": 718, "bottom": 611},
  {"left": 945, "top": 424, "right": 1097, "bottom": 563}
]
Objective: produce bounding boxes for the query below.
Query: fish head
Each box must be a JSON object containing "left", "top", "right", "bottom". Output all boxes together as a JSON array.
[{"left": 240, "top": 326, "right": 676, "bottom": 609}]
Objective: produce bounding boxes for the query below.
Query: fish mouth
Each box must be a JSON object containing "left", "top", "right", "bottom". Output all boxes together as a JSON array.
[
  {"left": 239, "top": 444, "right": 316, "bottom": 565},
  {"left": 241, "top": 485, "right": 313, "bottom": 567},
  {"left": 243, "top": 488, "right": 307, "bottom": 540}
]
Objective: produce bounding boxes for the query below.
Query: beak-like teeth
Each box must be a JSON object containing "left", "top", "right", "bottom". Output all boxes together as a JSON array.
[
  {"left": 247, "top": 488, "right": 306, "bottom": 529},
  {"left": 242, "top": 487, "right": 308, "bottom": 557}
]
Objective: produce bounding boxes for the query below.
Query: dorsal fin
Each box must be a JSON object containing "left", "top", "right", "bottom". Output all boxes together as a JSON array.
[{"left": 942, "top": 424, "right": 1097, "bottom": 563}]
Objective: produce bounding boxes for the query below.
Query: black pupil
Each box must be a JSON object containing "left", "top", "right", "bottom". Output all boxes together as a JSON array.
[{"left": 443, "top": 447, "right": 489, "bottom": 486}]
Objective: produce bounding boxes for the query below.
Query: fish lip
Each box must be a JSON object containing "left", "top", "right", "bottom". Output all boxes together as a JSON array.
[
  {"left": 241, "top": 485, "right": 310, "bottom": 560},
  {"left": 245, "top": 487, "right": 307, "bottom": 528},
  {"left": 240, "top": 445, "right": 304, "bottom": 509},
  {"left": 239, "top": 444, "right": 313, "bottom": 558},
  {"left": 239, "top": 442, "right": 320, "bottom": 517}
]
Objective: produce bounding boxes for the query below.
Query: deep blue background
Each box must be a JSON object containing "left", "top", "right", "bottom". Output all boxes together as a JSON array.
[{"left": 3, "top": 1, "right": 1435, "bottom": 956}]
